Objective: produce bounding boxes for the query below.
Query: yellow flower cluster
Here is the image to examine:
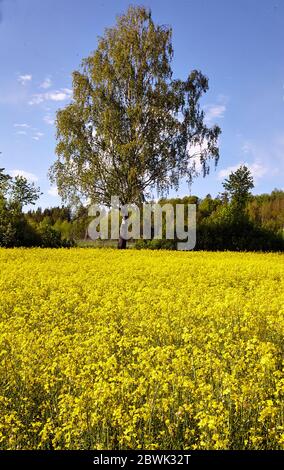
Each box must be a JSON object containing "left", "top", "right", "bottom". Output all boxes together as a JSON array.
[{"left": 0, "top": 248, "right": 283, "bottom": 450}]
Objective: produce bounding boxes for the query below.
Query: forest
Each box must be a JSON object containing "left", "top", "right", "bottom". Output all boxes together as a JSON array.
[{"left": 1, "top": 164, "right": 283, "bottom": 251}]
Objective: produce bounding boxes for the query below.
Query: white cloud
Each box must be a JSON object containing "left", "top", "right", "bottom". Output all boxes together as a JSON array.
[
  {"left": 10, "top": 169, "right": 38, "bottom": 182},
  {"left": 43, "top": 115, "right": 55, "bottom": 125},
  {"left": 61, "top": 88, "right": 72, "bottom": 95},
  {"left": 48, "top": 186, "right": 59, "bottom": 197},
  {"left": 240, "top": 138, "right": 282, "bottom": 177},
  {"left": 216, "top": 136, "right": 283, "bottom": 190},
  {"left": 48, "top": 92, "right": 68, "bottom": 101},
  {"left": 32, "top": 131, "right": 44, "bottom": 141},
  {"left": 218, "top": 162, "right": 267, "bottom": 181},
  {"left": 47, "top": 89, "right": 72, "bottom": 101},
  {"left": 40, "top": 77, "right": 52, "bottom": 89},
  {"left": 16, "top": 130, "right": 27, "bottom": 135},
  {"left": 218, "top": 164, "right": 242, "bottom": 179},
  {"left": 29, "top": 88, "right": 72, "bottom": 105},
  {"left": 14, "top": 123, "right": 30, "bottom": 128},
  {"left": 249, "top": 163, "right": 268, "bottom": 179},
  {"left": 204, "top": 104, "right": 226, "bottom": 124},
  {"left": 17, "top": 74, "right": 32, "bottom": 85},
  {"left": 244, "top": 138, "right": 283, "bottom": 164},
  {"left": 28, "top": 95, "right": 44, "bottom": 105}
]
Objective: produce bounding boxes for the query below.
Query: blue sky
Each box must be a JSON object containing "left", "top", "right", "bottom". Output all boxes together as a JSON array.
[{"left": 0, "top": 0, "right": 283, "bottom": 208}]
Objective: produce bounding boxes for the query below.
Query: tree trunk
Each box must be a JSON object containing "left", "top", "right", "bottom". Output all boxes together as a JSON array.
[
  {"left": 118, "top": 236, "right": 127, "bottom": 249},
  {"left": 117, "top": 215, "right": 128, "bottom": 249}
]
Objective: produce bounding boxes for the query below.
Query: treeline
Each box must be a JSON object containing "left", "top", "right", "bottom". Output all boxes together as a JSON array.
[
  {"left": 136, "top": 190, "right": 284, "bottom": 251},
  {"left": 25, "top": 206, "right": 89, "bottom": 246},
  {"left": 1, "top": 166, "right": 284, "bottom": 250},
  {"left": 0, "top": 167, "right": 73, "bottom": 248},
  {"left": 136, "top": 168, "right": 284, "bottom": 251},
  {"left": 25, "top": 189, "right": 284, "bottom": 252}
]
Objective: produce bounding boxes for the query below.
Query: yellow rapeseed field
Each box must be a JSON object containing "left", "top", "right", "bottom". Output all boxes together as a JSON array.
[{"left": 0, "top": 248, "right": 283, "bottom": 450}]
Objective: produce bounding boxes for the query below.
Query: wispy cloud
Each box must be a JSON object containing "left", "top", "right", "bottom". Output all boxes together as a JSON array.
[
  {"left": 13, "top": 125, "right": 44, "bottom": 141},
  {"left": 48, "top": 89, "right": 72, "bottom": 101},
  {"left": 29, "top": 88, "right": 72, "bottom": 105},
  {"left": 14, "top": 123, "right": 30, "bottom": 128},
  {"left": 11, "top": 169, "right": 38, "bottom": 182},
  {"left": 16, "top": 130, "right": 27, "bottom": 135},
  {"left": 239, "top": 138, "right": 282, "bottom": 178},
  {"left": 43, "top": 114, "right": 55, "bottom": 125},
  {"left": 28, "top": 95, "right": 44, "bottom": 105},
  {"left": 32, "top": 131, "right": 44, "bottom": 141},
  {"left": 218, "top": 162, "right": 268, "bottom": 181},
  {"left": 204, "top": 104, "right": 226, "bottom": 125},
  {"left": 39, "top": 77, "right": 52, "bottom": 89},
  {"left": 17, "top": 74, "right": 32, "bottom": 85},
  {"left": 48, "top": 186, "right": 58, "bottom": 197}
]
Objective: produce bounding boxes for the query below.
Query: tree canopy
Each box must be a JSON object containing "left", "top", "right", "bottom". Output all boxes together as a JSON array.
[
  {"left": 49, "top": 5, "right": 221, "bottom": 207},
  {"left": 223, "top": 165, "right": 254, "bottom": 210}
]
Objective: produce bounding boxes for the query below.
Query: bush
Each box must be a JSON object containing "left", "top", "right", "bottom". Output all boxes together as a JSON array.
[
  {"left": 196, "top": 219, "right": 284, "bottom": 251},
  {"left": 135, "top": 238, "right": 176, "bottom": 250}
]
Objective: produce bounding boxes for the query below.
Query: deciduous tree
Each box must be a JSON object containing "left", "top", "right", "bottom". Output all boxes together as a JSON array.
[{"left": 50, "top": 6, "right": 221, "bottom": 247}]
